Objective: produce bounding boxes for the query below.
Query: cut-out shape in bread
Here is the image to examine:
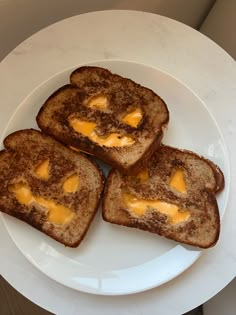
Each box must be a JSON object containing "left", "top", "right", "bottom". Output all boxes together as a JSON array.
[
  {"left": 102, "top": 145, "right": 224, "bottom": 248},
  {"left": 36, "top": 66, "right": 169, "bottom": 174},
  {"left": 0, "top": 129, "right": 104, "bottom": 247}
]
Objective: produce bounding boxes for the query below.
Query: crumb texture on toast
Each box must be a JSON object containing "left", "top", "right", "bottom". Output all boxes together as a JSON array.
[
  {"left": 0, "top": 129, "right": 104, "bottom": 247},
  {"left": 103, "top": 145, "right": 224, "bottom": 248},
  {"left": 36, "top": 66, "right": 169, "bottom": 173}
]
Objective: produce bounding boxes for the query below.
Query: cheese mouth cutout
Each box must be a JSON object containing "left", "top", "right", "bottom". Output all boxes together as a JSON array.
[
  {"left": 69, "top": 117, "right": 135, "bottom": 147},
  {"left": 123, "top": 192, "right": 190, "bottom": 225},
  {"left": 8, "top": 183, "right": 75, "bottom": 225}
]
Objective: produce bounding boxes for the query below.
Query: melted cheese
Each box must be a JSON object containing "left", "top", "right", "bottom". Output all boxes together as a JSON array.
[
  {"left": 9, "top": 183, "right": 33, "bottom": 204},
  {"left": 63, "top": 174, "right": 79, "bottom": 193},
  {"left": 136, "top": 169, "right": 149, "bottom": 182},
  {"left": 122, "top": 108, "right": 143, "bottom": 127},
  {"left": 69, "top": 118, "right": 135, "bottom": 147},
  {"left": 71, "top": 120, "right": 97, "bottom": 136},
  {"left": 9, "top": 183, "right": 74, "bottom": 225},
  {"left": 34, "top": 196, "right": 74, "bottom": 224},
  {"left": 87, "top": 94, "right": 108, "bottom": 109},
  {"left": 35, "top": 159, "right": 49, "bottom": 180},
  {"left": 123, "top": 193, "right": 190, "bottom": 224},
  {"left": 169, "top": 169, "right": 187, "bottom": 193}
]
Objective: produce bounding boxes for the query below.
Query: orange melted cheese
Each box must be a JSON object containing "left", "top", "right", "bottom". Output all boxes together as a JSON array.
[
  {"left": 9, "top": 183, "right": 74, "bottom": 225},
  {"left": 136, "top": 169, "right": 149, "bottom": 182},
  {"left": 69, "top": 118, "right": 135, "bottom": 147},
  {"left": 63, "top": 174, "right": 79, "bottom": 193},
  {"left": 123, "top": 193, "right": 190, "bottom": 224},
  {"left": 35, "top": 160, "right": 50, "bottom": 180},
  {"left": 71, "top": 120, "right": 97, "bottom": 136},
  {"left": 122, "top": 108, "right": 143, "bottom": 128},
  {"left": 87, "top": 94, "right": 108, "bottom": 109},
  {"left": 169, "top": 169, "right": 187, "bottom": 193}
]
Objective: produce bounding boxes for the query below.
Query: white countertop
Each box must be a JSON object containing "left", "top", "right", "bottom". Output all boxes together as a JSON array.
[{"left": 0, "top": 10, "right": 235, "bottom": 315}]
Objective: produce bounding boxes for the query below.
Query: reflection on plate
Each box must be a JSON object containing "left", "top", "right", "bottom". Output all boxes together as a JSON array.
[{"left": 1, "top": 60, "right": 229, "bottom": 295}]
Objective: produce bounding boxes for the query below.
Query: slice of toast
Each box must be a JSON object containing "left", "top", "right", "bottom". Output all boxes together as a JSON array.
[
  {"left": 0, "top": 129, "right": 104, "bottom": 247},
  {"left": 36, "top": 66, "right": 169, "bottom": 174},
  {"left": 102, "top": 145, "right": 224, "bottom": 248}
]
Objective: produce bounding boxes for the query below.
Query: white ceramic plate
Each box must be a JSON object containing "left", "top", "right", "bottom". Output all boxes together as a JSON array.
[{"left": 1, "top": 60, "right": 229, "bottom": 295}]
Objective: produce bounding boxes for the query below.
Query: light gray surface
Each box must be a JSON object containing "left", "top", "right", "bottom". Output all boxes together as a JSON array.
[
  {"left": 0, "top": 0, "right": 215, "bottom": 62},
  {"left": 203, "top": 277, "right": 236, "bottom": 315},
  {"left": 200, "top": 0, "right": 236, "bottom": 59}
]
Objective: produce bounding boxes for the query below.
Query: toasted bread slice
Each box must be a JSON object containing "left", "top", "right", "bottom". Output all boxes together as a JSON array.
[
  {"left": 0, "top": 129, "right": 104, "bottom": 247},
  {"left": 36, "top": 66, "right": 169, "bottom": 174},
  {"left": 102, "top": 145, "right": 224, "bottom": 248}
]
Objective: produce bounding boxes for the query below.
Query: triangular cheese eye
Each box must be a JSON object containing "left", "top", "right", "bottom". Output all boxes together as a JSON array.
[
  {"left": 63, "top": 174, "right": 80, "bottom": 193},
  {"left": 87, "top": 94, "right": 108, "bottom": 109},
  {"left": 169, "top": 169, "right": 187, "bottom": 193},
  {"left": 122, "top": 108, "right": 143, "bottom": 128},
  {"left": 35, "top": 159, "right": 50, "bottom": 180}
]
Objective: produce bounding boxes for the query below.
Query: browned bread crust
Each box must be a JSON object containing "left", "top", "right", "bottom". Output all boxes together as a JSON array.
[
  {"left": 36, "top": 66, "right": 169, "bottom": 174},
  {"left": 102, "top": 145, "right": 224, "bottom": 248},
  {"left": 0, "top": 129, "right": 104, "bottom": 247}
]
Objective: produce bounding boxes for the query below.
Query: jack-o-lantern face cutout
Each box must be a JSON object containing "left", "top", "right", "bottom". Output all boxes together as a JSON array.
[
  {"left": 68, "top": 94, "right": 144, "bottom": 148},
  {"left": 69, "top": 93, "right": 144, "bottom": 148},
  {"left": 36, "top": 66, "right": 169, "bottom": 173},
  {"left": 0, "top": 129, "right": 103, "bottom": 247},
  {"left": 122, "top": 167, "right": 190, "bottom": 225},
  {"left": 103, "top": 145, "right": 224, "bottom": 248},
  {"left": 8, "top": 164, "right": 81, "bottom": 225}
]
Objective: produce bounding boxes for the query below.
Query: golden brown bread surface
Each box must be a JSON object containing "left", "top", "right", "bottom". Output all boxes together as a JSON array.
[
  {"left": 102, "top": 145, "right": 224, "bottom": 248},
  {"left": 36, "top": 66, "right": 169, "bottom": 174},
  {"left": 0, "top": 129, "right": 104, "bottom": 247}
]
